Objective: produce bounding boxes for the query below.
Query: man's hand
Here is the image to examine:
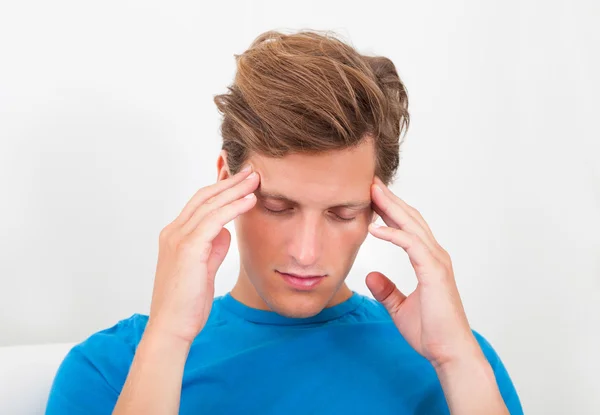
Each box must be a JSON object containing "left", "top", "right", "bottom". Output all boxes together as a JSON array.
[
  {"left": 365, "top": 175, "right": 478, "bottom": 367},
  {"left": 147, "top": 165, "right": 260, "bottom": 344},
  {"left": 113, "top": 165, "right": 260, "bottom": 415},
  {"left": 366, "top": 176, "right": 510, "bottom": 414}
]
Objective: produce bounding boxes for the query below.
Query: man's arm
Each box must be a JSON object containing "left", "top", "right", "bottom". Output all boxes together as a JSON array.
[
  {"left": 45, "top": 167, "right": 260, "bottom": 414},
  {"left": 112, "top": 326, "right": 191, "bottom": 415},
  {"left": 434, "top": 353, "right": 510, "bottom": 415},
  {"left": 366, "top": 176, "right": 519, "bottom": 414},
  {"left": 111, "top": 166, "right": 259, "bottom": 414}
]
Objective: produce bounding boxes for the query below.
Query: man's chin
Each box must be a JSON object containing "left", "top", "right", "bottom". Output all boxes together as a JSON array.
[{"left": 267, "top": 291, "right": 328, "bottom": 318}]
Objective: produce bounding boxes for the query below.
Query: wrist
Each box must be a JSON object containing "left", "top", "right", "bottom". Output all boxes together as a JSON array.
[
  {"left": 433, "top": 348, "right": 509, "bottom": 415},
  {"left": 143, "top": 321, "right": 195, "bottom": 353},
  {"left": 434, "top": 350, "right": 491, "bottom": 378},
  {"left": 430, "top": 336, "right": 487, "bottom": 372}
]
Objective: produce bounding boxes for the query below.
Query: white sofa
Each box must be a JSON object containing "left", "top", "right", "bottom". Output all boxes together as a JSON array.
[{"left": 0, "top": 342, "right": 75, "bottom": 415}]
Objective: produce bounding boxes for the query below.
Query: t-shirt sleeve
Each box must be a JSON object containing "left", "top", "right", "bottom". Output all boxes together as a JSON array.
[
  {"left": 472, "top": 330, "right": 524, "bottom": 415},
  {"left": 45, "top": 314, "right": 146, "bottom": 415}
]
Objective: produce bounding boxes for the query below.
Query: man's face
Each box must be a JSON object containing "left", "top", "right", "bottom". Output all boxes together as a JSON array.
[{"left": 220, "top": 139, "right": 377, "bottom": 318}]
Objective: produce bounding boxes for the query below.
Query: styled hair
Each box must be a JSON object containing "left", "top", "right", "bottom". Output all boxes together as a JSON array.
[{"left": 213, "top": 29, "right": 410, "bottom": 185}]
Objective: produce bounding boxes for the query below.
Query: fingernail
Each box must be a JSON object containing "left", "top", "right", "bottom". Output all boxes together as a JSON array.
[
  {"left": 241, "top": 165, "right": 252, "bottom": 173},
  {"left": 245, "top": 172, "right": 257, "bottom": 180},
  {"left": 370, "top": 222, "right": 382, "bottom": 229},
  {"left": 374, "top": 185, "right": 383, "bottom": 194}
]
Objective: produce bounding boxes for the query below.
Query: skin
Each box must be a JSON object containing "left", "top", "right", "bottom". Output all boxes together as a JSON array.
[
  {"left": 112, "top": 137, "right": 509, "bottom": 415},
  {"left": 219, "top": 139, "right": 377, "bottom": 318},
  {"left": 366, "top": 176, "right": 509, "bottom": 414}
]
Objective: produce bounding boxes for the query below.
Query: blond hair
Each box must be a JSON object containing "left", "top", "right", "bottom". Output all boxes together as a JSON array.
[{"left": 214, "top": 29, "right": 410, "bottom": 185}]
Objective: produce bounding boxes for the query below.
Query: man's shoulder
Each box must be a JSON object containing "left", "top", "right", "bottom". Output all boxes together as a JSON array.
[
  {"left": 63, "top": 313, "right": 149, "bottom": 376},
  {"left": 347, "top": 292, "right": 394, "bottom": 322},
  {"left": 75, "top": 313, "right": 149, "bottom": 354},
  {"left": 470, "top": 329, "right": 506, "bottom": 371},
  {"left": 46, "top": 314, "right": 150, "bottom": 412}
]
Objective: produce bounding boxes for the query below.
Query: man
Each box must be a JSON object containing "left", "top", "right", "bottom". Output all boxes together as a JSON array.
[{"left": 46, "top": 30, "right": 523, "bottom": 414}]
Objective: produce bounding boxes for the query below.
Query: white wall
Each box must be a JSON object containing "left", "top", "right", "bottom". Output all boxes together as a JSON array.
[{"left": 1, "top": 0, "right": 598, "bottom": 413}]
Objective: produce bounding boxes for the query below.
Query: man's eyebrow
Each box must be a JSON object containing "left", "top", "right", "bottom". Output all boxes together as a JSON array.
[{"left": 255, "top": 188, "right": 372, "bottom": 210}]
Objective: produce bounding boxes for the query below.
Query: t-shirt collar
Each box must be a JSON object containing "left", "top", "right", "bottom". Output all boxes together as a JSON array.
[{"left": 220, "top": 291, "right": 364, "bottom": 326}]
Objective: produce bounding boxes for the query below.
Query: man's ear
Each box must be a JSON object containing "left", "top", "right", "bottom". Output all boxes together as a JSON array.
[{"left": 216, "top": 150, "right": 231, "bottom": 182}]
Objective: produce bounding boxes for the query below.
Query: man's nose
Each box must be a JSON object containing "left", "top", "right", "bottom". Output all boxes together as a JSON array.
[{"left": 288, "top": 216, "right": 323, "bottom": 267}]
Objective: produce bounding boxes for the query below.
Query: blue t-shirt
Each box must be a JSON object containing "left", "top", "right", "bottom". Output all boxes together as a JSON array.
[{"left": 46, "top": 291, "right": 523, "bottom": 414}]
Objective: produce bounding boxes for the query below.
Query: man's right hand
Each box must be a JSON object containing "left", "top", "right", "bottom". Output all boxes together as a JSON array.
[
  {"left": 112, "top": 166, "right": 259, "bottom": 415},
  {"left": 146, "top": 165, "right": 259, "bottom": 345}
]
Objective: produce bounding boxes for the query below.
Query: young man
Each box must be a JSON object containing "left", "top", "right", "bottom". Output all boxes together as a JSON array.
[{"left": 46, "top": 30, "right": 523, "bottom": 414}]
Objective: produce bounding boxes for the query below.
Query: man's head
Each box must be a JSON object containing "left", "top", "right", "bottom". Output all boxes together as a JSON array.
[{"left": 213, "top": 30, "right": 410, "bottom": 317}]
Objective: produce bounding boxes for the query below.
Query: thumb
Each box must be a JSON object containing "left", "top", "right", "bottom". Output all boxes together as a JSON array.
[
  {"left": 206, "top": 227, "right": 231, "bottom": 278},
  {"left": 366, "top": 271, "right": 407, "bottom": 316}
]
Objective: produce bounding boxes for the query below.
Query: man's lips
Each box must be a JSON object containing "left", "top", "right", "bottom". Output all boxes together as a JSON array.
[
  {"left": 277, "top": 271, "right": 326, "bottom": 279},
  {"left": 276, "top": 271, "right": 326, "bottom": 290}
]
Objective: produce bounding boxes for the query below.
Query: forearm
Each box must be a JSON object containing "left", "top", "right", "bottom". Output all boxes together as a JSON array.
[
  {"left": 112, "top": 326, "right": 191, "bottom": 415},
  {"left": 435, "top": 353, "right": 509, "bottom": 415}
]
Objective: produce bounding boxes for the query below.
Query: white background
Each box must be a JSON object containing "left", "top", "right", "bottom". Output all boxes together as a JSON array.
[{"left": 1, "top": 0, "right": 599, "bottom": 414}]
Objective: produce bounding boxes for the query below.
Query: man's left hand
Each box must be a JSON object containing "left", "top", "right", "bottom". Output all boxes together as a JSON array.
[{"left": 366, "top": 176, "right": 484, "bottom": 369}]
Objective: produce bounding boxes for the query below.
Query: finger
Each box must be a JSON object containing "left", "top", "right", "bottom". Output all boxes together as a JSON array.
[
  {"left": 188, "top": 192, "right": 257, "bottom": 253},
  {"left": 368, "top": 223, "right": 443, "bottom": 283},
  {"left": 181, "top": 171, "right": 259, "bottom": 235},
  {"left": 373, "top": 176, "right": 436, "bottom": 241},
  {"left": 372, "top": 201, "right": 442, "bottom": 263},
  {"left": 175, "top": 165, "right": 254, "bottom": 225},
  {"left": 372, "top": 203, "right": 399, "bottom": 229},
  {"left": 371, "top": 183, "right": 438, "bottom": 254},
  {"left": 365, "top": 271, "right": 407, "bottom": 316},
  {"left": 206, "top": 227, "right": 231, "bottom": 279}
]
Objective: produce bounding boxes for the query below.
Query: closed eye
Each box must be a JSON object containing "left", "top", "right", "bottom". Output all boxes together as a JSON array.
[
  {"left": 263, "top": 206, "right": 291, "bottom": 215},
  {"left": 331, "top": 213, "right": 356, "bottom": 222},
  {"left": 263, "top": 206, "right": 355, "bottom": 222}
]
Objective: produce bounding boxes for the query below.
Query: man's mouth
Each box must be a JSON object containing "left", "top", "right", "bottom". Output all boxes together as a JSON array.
[{"left": 276, "top": 270, "right": 326, "bottom": 290}]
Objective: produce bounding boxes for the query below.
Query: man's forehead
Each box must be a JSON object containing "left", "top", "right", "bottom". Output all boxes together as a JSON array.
[
  {"left": 254, "top": 185, "right": 372, "bottom": 210},
  {"left": 244, "top": 144, "right": 375, "bottom": 208}
]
